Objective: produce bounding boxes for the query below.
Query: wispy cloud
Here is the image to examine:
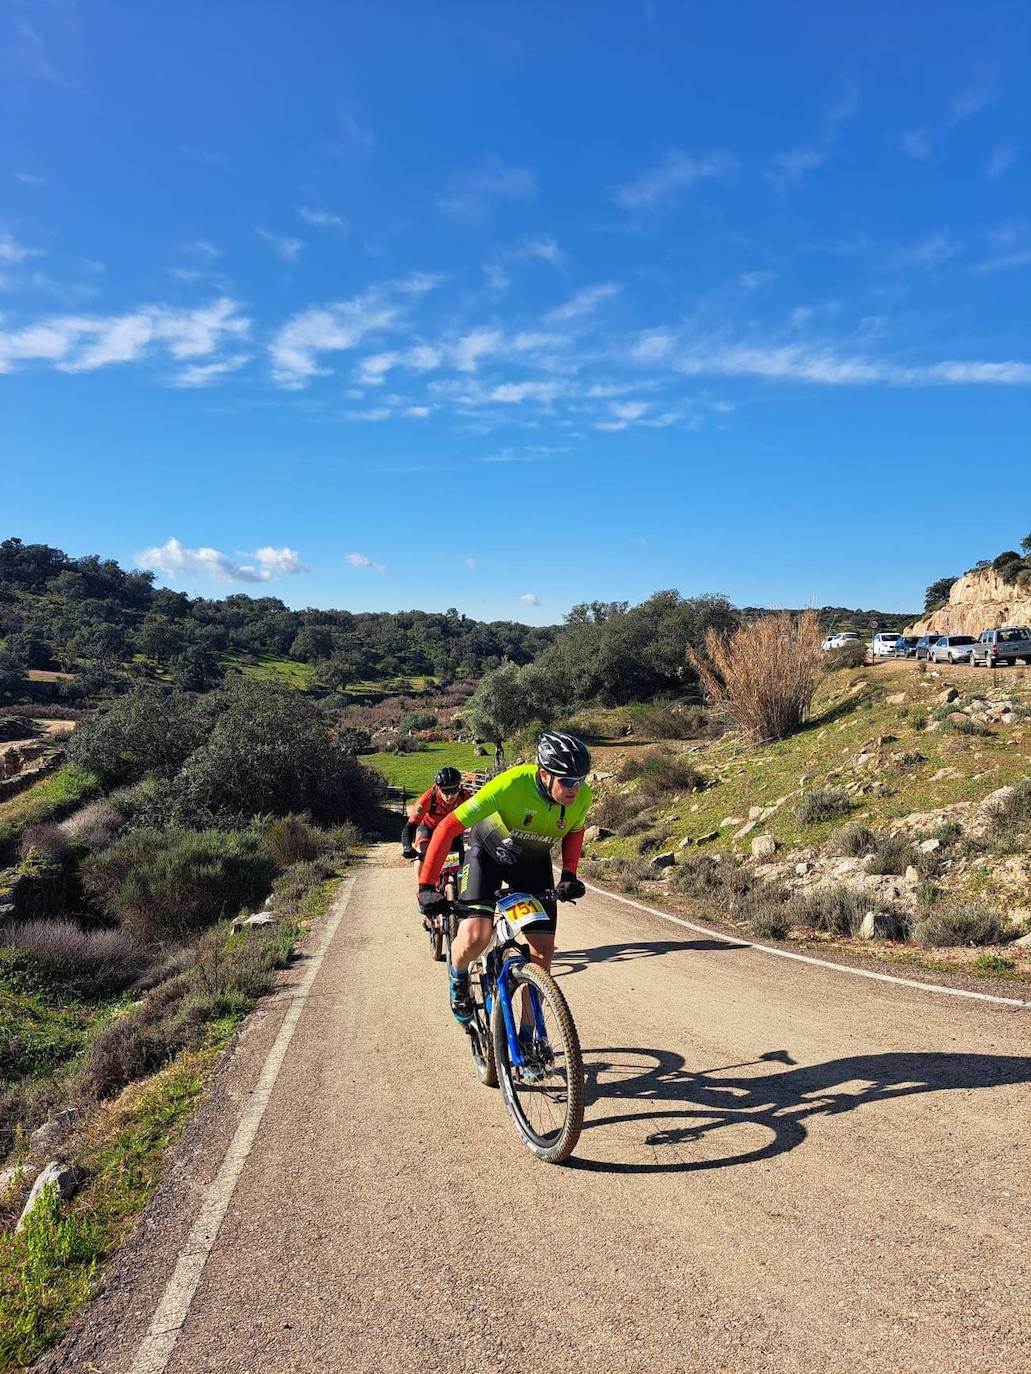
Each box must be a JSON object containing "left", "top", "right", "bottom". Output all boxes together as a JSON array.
[
  {"left": 900, "top": 129, "right": 934, "bottom": 160},
  {"left": 973, "top": 223, "right": 1031, "bottom": 274},
  {"left": 336, "top": 109, "right": 375, "bottom": 154},
  {"left": 437, "top": 157, "right": 536, "bottom": 221},
  {"left": 298, "top": 207, "right": 348, "bottom": 231},
  {"left": 269, "top": 281, "right": 422, "bottom": 387},
  {"left": 0, "top": 230, "right": 43, "bottom": 264},
  {"left": 139, "top": 538, "right": 304, "bottom": 584},
  {"left": 520, "top": 593, "right": 540, "bottom": 606},
  {"left": 987, "top": 145, "right": 1016, "bottom": 179},
  {"left": 183, "top": 240, "right": 219, "bottom": 258},
  {"left": 545, "top": 282, "right": 621, "bottom": 322},
  {"left": 15, "top": 173, "right": 45, "bottom": 190},
  {"left": 613, "top": 150, "right": 737, "bottom": 214},
  {"left": 765, "top": 81, "right": 857, "bottom": 192},
  {"left": 674, "top": 340, "right": 1031, "bottom": 387},
  {"left": 452, "top": 327, "right": 504, "bottom": 372},
  {"left": 902, "top": 64, "right": 998, "bottom": 160},
  {"left": 346, "top": 551, "right": 387, "bottom": 572},
  {"left": 888, "top": 231, "right": 961, "bottom": 270},
  {"left": 0, "top": 298, "right": 250, "bottom": 379},
  {"left": 257, "top": 228, "right": 304, "bottom": 261}
]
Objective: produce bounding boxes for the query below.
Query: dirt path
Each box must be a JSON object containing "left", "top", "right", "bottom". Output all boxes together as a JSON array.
[{"left": 46, "top": 847, "right": 1030, "bottom": 1373}]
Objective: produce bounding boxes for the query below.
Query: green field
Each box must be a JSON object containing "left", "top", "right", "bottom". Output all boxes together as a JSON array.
[
  {"left": 221, "top": 652, "right": 315, "bottom": 688},
  {"left": 360, "top": 740, "right": 498, "bottom": 796}
]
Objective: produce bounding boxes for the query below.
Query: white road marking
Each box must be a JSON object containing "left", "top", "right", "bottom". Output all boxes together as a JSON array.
[
  {"left": 584, "top": 881, "right": 1030, "bottom": 1010},
  {"left": 127, "top": 876, "right": 357, "bottom": 1374}
]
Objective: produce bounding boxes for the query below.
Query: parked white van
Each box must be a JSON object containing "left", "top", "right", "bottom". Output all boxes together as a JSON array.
[{"left": 872, "top": 632, "right": 899, "bottom": 658}]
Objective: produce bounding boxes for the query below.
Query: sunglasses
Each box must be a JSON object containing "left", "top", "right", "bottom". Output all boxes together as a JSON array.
[
  {"left": 439, "top": 786, "right": 460, "bottom": 797},
  {"left": 552, "top": 775, "right": 585, "bottom": 789}
]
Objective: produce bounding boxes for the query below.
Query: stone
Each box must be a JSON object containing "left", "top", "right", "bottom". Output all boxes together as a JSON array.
[
  {"left": 859, "top": 910, "right": 903, "bottom": 941},
  {"left": 937, "top": 687, "right": 959, "bottom": 705},
  {"left": 1001, "top": 712, "right": 1016, "bottom": 725},
  {"left": 584, "top": 825, "right": 613, "bottom": 843},
  {"left": 694, "top": 831, "right": 719, "bottom": 845},
  {"left": 29, "top": 1108, "right": 82, "bottom": 1153},
  {"left": 795, "top": 862, "right": 810, "bottom": 876},
  {"left": 904, "top": 865, "right": 920, "bottom": 885},
  {"left": 748, "top": 805, "right": 764, "bottom": 820},
  {"left": 877, "top": 734, "right": 897, "bottom": 747},
  {"left": 919, "top": 838, "right": 941, "bottom": 853},
  {"left": 947, "top": 711, "right": 970, "bottom": 727},
  {"left": 719, "top": 816, "right": 743, "bottom": 828},
  {"left": 473, "top": 745, "right": 488, "bottom": 756},
  {"left": 886, "top": 692, "right": 907, "bottom": 705},
  {"left": 649, "top": 851, "right": 676, "bottom": 870},
  {"left": 1014, "top": 930, "right": 1031, "bottom": 948},
  {"left": 588, "top": 770, "right": 615, "bottom": 783},
  {"left": 736, "top": 820, "right": 759, "bottom": 839},
  {"left": 17, "top": 1162, "right": 81, "bottom": 1231},
  {"left": 751, "top": 834, "right": 777, "bottom": 860}
]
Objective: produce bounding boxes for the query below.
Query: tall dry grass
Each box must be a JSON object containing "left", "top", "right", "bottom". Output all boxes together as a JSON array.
[{"left": 691, "top": 611, "right": 824, "bottom": 743}]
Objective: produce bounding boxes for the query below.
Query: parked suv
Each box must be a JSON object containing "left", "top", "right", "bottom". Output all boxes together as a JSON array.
[
  {"left": 928, "top": 634, "right": 977, "bottom": 664},
  {"left": 894, "top": 636, "right": 922, "bottom": 658},
  {"left": 969, "top": 626, "right": 1031, "bottom": 667},
  {"left": 914, "top": 634, "right": 941, "bottom": 661},
  {"left": 872, "top": 632, "right": 900, "bottom": 658}
]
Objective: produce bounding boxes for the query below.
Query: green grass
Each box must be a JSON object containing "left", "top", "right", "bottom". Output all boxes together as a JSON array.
[
  {"left": 0, "top": 765, "right": 101, "bottom": 860},
  {"left": 221, "top": 652, "right": 314, "bottom": 689},
  {"left": 0, "top": 953, "right": 129, "bottom": 1085},
  {"left": 360, "top": 740, "right": 496, "bottom": 793},
  {"left": 0, "top": 1050, "right": 215, "bottom": 1372}
]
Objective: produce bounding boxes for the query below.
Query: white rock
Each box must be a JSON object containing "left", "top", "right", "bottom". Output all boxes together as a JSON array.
[
  {"left": 736, "top": 819, "right": 759, "bottom": 839},
  {"left": 17, "top": 1162, "right": 81, "bottom": 1232},
  {"left": 719, "top": 816, "right": 743, "bottom": 828},
  {"left": 748, "top": 805, "right": 764, "bottom": 821},
  {"left": 0, "top": 1162, "right": 38, "bottom": 1199},
  {"left": 919, "top": 838, "right": 941, "bottom": 853},
  {"left": 751, "top": 834, "right": 777, "bottom": 860},
  {"left": 29, "top": 1108, "right": 82, "bottom": 1153},
  {"left": 795, "top": 862, "right": 810, "bottom": 876},
  {"left": 886, "top": 692, "right": 907, "bottom": 705},
  {"left": 904, "top": 865, "right": 920, "bottom": 884}
]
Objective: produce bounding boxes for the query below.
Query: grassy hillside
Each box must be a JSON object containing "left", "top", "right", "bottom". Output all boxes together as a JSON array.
[{"left": 360, "top": 740, "right": 495, "bottom": 794}]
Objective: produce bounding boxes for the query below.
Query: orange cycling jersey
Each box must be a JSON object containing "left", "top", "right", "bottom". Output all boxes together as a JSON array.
[{"left": 407, "top": 782, "right": 472, "bottom": 831}]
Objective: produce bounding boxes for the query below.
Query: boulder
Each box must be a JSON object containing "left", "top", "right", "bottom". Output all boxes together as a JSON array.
[
  {"left": 937, "top": 687, "right": 959, "bottom": 705},
  {"left": 795, "top": 862, "right": 810, "bottom": 876},
  {"left": 886, "top": 692, "right": 907, "bottom": 705},
  {"left": 584, "top": 825, "right": 613, "bottom": 843},
  {"left": 751, "top": 834, "right": 777, "bottom": 860},
  {"left": 736, "top": 820, "right": 759, "bottom": 839},
  {"left": 859, "top": 911, "right": 904, "bottom": 941},
  {"left": 694, "top": 830, "right": 719, "bottom": 845},
  {"left": 904, "top": 865, "right": 920, "bottom": 885},
  {"left": 719, "top": 816, "right": 744, "bottom": 828},
  {"left": 17, "top": 1162, "right": 81, "bottom": 1231},
  {"left": 0, "top": 1162, "right": 38, "bottom": 1199},
  {"left": 649, "top": 851, "right": 676, "bottom": 870},
  {"left": 29, "top": 1108, "right": 82, "bottom": 1154},
  {"left": 748, "top": 805, "right": 764, "bottom": 821},
  {"left": 473, "top": 746, "right": 488, "bottom": 757},
  {"left": 919, "top": 838, "right": 941, "bottom": 853}
]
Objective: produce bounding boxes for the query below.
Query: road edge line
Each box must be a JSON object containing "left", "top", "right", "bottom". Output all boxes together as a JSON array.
[
  {"left": 127, "top": 873, "right": 357, "bottom": 1374},
  {"left": 583, "top": 880, "right": 1030, "bottom": 1010}
]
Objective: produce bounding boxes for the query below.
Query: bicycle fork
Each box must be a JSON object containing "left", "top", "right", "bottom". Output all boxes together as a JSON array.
[{"left": 497, "top": 955, "right": 547, "bottom": 1070}]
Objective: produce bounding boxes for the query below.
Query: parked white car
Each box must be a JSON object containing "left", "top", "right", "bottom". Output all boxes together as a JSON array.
[
  {"left": 872, "top": 632, "right": 900, "bottom": 657},
  {"left": 821, "top": 632, "right": 862, "bottom": 651}
]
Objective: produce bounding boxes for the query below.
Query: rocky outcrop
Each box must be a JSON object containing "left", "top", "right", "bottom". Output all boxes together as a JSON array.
[{"left": 907, "top": 568, "right": 1031, "bottom": 637}]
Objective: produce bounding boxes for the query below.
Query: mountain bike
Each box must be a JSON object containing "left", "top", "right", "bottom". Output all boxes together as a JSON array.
[
  {"left": 420, "top": 848, "right": 463, "bottom": 963},
  {"left": 464, "top": 888, "right": 584, "bottom": 1164}
]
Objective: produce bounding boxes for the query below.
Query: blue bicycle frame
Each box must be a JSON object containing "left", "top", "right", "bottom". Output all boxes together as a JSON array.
[{"left": 478, "top": 888, "right": 557, "bottom": 1070}]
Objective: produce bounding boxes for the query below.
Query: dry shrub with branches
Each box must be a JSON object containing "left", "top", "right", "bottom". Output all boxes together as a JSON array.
[{"left": 691, "top": 611, "right": 823, "bottom": 743}]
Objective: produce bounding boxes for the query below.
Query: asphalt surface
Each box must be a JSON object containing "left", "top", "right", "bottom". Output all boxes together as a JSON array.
[{"left": 44, "top": 847, "right": 1030, "bottom": 1374}]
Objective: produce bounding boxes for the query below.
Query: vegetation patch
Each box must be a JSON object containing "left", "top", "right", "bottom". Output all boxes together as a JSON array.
[
  {"left": 912, "top": 902, "right": 1014, "bottom": 948},
  {"left": 0, "top": 767, "right": 101, "bottom": 862},
  {"left": 796, "top": 787, "right": 852, "bottom": 825},
  {"left": 618, "top": 749, "right": 705, "bottom": 793}
]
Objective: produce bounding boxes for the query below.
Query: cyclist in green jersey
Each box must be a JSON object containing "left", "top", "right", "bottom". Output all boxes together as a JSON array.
[{"left": 418, "top": 731, "right": 593, "bottom": 1024}]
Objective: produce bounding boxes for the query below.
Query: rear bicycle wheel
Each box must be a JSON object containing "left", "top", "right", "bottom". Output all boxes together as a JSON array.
[
  {"left": 467, "top": 962, "right": 497, "bottom": 1087},
  {"left": 427, "top": 914, "right": 444, "bottom": 962},
  {"left": 494, "top": 962, "right": 583, "bottom": 1164}
]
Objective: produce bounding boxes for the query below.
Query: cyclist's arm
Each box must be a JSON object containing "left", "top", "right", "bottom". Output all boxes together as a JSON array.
[
  {"left": 560, "top": 827, "right": 585, "bottom": 875},
  {"left": 402, "top": 789, "right": 432, "bottom": 851},
  {"left": 419, "top": 811, "right": 465, "bottom": 886}
]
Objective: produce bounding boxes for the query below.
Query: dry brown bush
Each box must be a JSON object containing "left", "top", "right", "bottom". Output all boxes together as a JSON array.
[{"left": 691, "top": 611, "right": 823, "bottom": 743}]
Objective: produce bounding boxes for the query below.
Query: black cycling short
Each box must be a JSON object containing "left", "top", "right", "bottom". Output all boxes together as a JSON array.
[{"left": 456, "top": 834, "right": 557, "bottom": 934}]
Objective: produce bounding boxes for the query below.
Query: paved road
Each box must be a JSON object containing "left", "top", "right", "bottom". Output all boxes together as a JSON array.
[{"left": 48, "top": 848, "right": 1030, "bottom": 1374}]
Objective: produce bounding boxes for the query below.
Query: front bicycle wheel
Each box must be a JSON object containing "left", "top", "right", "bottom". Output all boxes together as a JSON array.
[
  {"left": 468, "top": 963, "right": 497, "bottom": 1087},
  {"left": 494, "top": 963, "right": 583, "bottom": 1164}
]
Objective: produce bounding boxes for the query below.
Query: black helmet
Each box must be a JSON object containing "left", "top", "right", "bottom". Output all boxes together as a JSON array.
[
  {"left": 435, "top": 766, "right": 462, "bottom": 789},
  {"left": 536, "top": 731, "right": 591, "bottom": 779}
]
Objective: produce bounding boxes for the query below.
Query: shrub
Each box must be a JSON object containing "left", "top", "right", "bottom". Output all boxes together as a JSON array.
[
  {"left": 605, "top": 857, "right": 656, "bottom": 892},
  {"left": 985, "top": 778, "right": 1031, "bottom": 836},
  {"left": 617, "top": 812, "right": 659, "bottom": 838},
  {"left": 745, "top": 894, "right": 795, "bottom": 939},
  {"left": 972, "top": 953, "right": 1015, "bottom": 974},
  {"left": 691, "top": 610, "right": 824, "bottom": 743},
  {"left": 592, "top": 792, "right": 639, "bottom": 831},
  {"left": 670, "top": 854, "right": 755, "bottom": 900},
  {"left": 65, "top": 688, "right": 212, "bottom": 786},
  {"left": 82, "top": 827, "right": 275, "bottom": 945},
  {"left": 264, "top": 814, "right": 324, "bottom": 867},
  {"left": 826, "top": 822, "right": 875, "bottom": 857},
  {"left": 398, "top": 711, "right": 437, "bottom": 735},
  {"left": 788, "top": 886, "right": 868, "bottom": 936},
  {"left": 56, "top": 797, "right": 123, "bottom": 852},
  {"left": 912, "top": 902, "right": 1013, "bottom": 947},
  {"left": 910, "top": 708, "right": 928, "bottom": 730},
  {"left": 825, "top": 641, "right": 867, "bottom": 670},
  {"left": 336, "top": 727, "right": 372, "bottom": 756},
  {"left": 796, "top": 788, "right": 852, "bottom": 825},
  {"left": 947, "top": 714, "right": 991, "bottom": 737},
  {"left": 273, "top": 858, "right": 335, "bottom": 904},
  {"left": 17, "top": 822, "right": 72, "bottom": 863},
  {"left": 628, "top": 702, "right": 713, "bottom": 740},
  {"left": 1, "top": 920, "right": 150, "bottom": 996},
  {"left": 619, "top": 750, "right": 705, "bottom": 793},
  {"left": 865, "top": 833, "right": 917, "bottom": 875}
]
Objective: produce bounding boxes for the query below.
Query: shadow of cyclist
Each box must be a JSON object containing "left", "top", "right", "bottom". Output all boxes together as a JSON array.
[
  {"left": 550, "top": 938, "right": 749, "bottom": 979},
  {"left": 567, "top": 1044, "right": 1031, "bottom": 1174}
]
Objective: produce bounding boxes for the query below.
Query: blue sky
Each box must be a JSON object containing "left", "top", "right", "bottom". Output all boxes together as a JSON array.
[{"left": 3, "top": 0, "right": 1030, "bottom": 623}]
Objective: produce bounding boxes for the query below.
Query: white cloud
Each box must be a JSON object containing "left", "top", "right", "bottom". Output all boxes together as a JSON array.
[
  {"left": 346, "top": 552, "right": 387, "bottom": 572},
  {"left": 610, "top": 400, "right": 649, "bottom": 421},
  {"left": 405, "top": 405, "right": 432, "bottom": 418},
  {"left": 987, "top": 145, "right": 1016, "bottom": 179},
  {"left": 174, "top": 354, "right": 251, "bottom": 387},
  {"left": 950, "top": 65, "right": 997, "bottom": 124},
  {"left": 183, "top": 240, "right": 219, "bottom": 258},
  {"left": 344, "top": 408, "right": 392, "bottom": 421},
  {"left": 488, "top": 381, "right": 562, "bottom": 404},
  {"left": 337, "top": 110, "right": 375, "bottom": 153},
  {"left": 545, "top": 282, "right": 621, "bottom": 322},
  {"left": 0, "top": 231, "right": 43, "bottom": 264},
  {"left": 614, "top": 150, "right": 737, "bottom": 213},
  {"left": 138, "top": 537, "right": 300, "bottom": 584},
  {"left": 16, "top": 173, "right": 45, "bottom": 189},
  {"left": 269, "top": 286, "right": 407, "bottom": 387},
  {"left": 673, "top": 340, "right": 1031, "bottom": 387},
  {"left": 453, "top": 327, "right": 503, "bottom": 372},
  {"left": 437, "top": 157, "right": 536, "bottom": 221},
  {"left": 766, "top": 83, "right": 857, "bottom": 192},
  {"left": 520, "top": 593, "right": 540, "bottom": 606},
  {"left": 630, "top": 329, "right": 675, "bottom": 362},
  {"left": 298, "top": 207, "right": 347, "bottom": 231},
  {"left": 257, "top": 228, "right": 304, "bottom": 261},
  {"left": 357, "top": 351, "right": 400, "bottom": 385},
  {"left": 252, "top": 545, "right": 307, "bottom": 575},
  {"left": 0, "top": 297, "right": 250, "bottom": 378},
  {"left": 888, "top": 231, "right": 960, "bottom": 270},
  {"left": 465, "top": 557, "right": 476, "bottom": 569},
  {"left": 974, "top": 223, "right": 1031, "bottom": 274}
]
